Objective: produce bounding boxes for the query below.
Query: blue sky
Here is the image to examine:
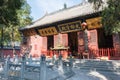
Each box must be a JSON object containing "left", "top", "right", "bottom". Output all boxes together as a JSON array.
[{"left": 27, "top": 0, "right": 83, "bottom": 21}]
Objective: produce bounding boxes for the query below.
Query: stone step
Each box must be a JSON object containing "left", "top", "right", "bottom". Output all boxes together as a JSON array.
[
  {"left": 75, "top": 60, "right": 120, "bottom": 66},
  {"left": 77, "top": 61, "right": 114, "bottom": 65},
  {"left": 74, "top": 59, "right": 120, "bottom": 73},
  {"left": 74, "top": 59, "right": 120, "bottom": 64},
  {"left": 75, "top": 63, "right": 115, "bottom": 69},
  {"left": 79, "top": 67, "right": 119, "bottom": 72}
]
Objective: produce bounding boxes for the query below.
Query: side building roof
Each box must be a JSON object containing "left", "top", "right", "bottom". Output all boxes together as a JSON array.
[{"left": 20, "top": 1, "right": 107, "bottom": 30}]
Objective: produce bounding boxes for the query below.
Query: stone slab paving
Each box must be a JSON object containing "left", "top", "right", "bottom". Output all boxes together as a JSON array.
[
  {"left": 0, "top": 68, "right": 120, "bottom": 80},
  {"left": 67, "top": 68, "right": 120, "bottom": 80},
  {"left": 22, "top": 68, "right": 120, "bottom": 80}
]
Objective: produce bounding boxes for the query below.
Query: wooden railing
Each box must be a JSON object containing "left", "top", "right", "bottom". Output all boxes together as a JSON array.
[
  {"left": 42, "top": 48, "right": 120, "bottom": 60},
  {"left": 42, "top": 50, "right": 68, "bottom": 58},
  {"left": 90, "top": 48, "right": 120, "bottom": 60},
  {"left": 41, "top": 50, "right": 53, "bottom": 58}
]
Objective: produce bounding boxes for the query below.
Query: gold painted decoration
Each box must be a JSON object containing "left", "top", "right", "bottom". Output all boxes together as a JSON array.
[
  {"left": 86, "top": 17, "right": 102, "bottom": 29},
  {"left": 38, "top": 27, "right": 58, "bottom": 36},
  {"left": 58, "top": 21, "right": 81, "bottom": 33},
  {"left": 23, "top": 29, "right": 36, "bottom": 37}
]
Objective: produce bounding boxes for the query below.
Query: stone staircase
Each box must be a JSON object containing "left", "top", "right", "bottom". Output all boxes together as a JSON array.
[{"left": 74, "top": 59, "right": 120, "bottom": 73}]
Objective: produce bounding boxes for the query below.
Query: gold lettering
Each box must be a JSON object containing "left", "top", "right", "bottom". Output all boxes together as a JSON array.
[
  {"left": 38, "top": 27, "right": 58, "bottom": 36},
  {"left": 75, "top": 24, "right": 79, "bottom": 29},
  {"left": 66, "top": 25, "right": 69, "bottom": 30},
  {"left": 70, "top": 25, "right": 74, "bottom": 29},
  {"left": 61, "top": 26, "right": 66, "bottom": 31},
  {"left": 86, "top": 17, "right": 102, "bottom": 29}
]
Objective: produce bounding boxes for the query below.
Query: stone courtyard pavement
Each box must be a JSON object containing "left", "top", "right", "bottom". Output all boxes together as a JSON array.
[
  {"left": 67, "top": 68, "right": 120, "bottom": 80},
  {"left": 0, "top": 58, "right": 120, "bottom": 80},
  {"left": 9, "top": 67, "right": 119, "bottom": 80},
  {"left": 1, "top": 68, "right": 120, "bottom": 80}
]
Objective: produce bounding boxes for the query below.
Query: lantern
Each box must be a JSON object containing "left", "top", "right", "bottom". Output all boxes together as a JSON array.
[{"left": 81, "top": 22, "right": 87, "bottom": 29}]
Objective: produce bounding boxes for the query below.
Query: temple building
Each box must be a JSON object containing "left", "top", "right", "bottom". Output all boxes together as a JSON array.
[{"left": 20, "top": 1, "right": 120, "bottom": 60}]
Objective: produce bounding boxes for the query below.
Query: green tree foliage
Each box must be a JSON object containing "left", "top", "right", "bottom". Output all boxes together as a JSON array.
[
  {"left": 88, "top": 0, "right": 120, "bottom": 35},
  {"left": 0, "top": 0, "right": 22, "bottom": 25},
  {"left": 88, "top": 0, "right": 104, "bottom": 9},
  {"left": 0, "top": 0, "right": 32, "bottom": 45},
  {"left": 102, "top": 0, "right": 120, "bottom": 34}
]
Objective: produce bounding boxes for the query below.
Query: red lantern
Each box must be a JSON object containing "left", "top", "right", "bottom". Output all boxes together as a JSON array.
[{"left": 81, "top": 22, "right": 87, "bottom": 29}]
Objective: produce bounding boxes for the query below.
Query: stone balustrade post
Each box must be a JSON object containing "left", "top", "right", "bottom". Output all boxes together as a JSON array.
[
  {"left": 4, "top": 55, "right": 10, "bottom": 79},
  {"left": 20, "top": 56, "right": 26, "bottom": 80},
  {"left": 14, "top": 55, "right": 19, "bottom": 64},
  {"left": 52, "top": 54, "right": 57, "bottom": 64},
  {"left": 69, "top": 54, "right": 73, "bottom": 68},
  {"left": 40, "top": 54, "right": 46, "bottom": 80},
  {"left": 28, "top": 55, "right": 32, "bottom": 64},
  {"left": 58, "top": 54, "right": 64, "bottom": 73}
]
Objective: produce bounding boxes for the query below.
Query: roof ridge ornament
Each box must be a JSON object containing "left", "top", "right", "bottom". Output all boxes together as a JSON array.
[{"left": 64, "top": 3, "right": 67, "bottom": 9}]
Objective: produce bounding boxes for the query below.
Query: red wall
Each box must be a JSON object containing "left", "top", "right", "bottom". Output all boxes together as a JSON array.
[
  {"left": 2, "top": 48, "right": 20, "bottom": 57},
  {"left": 21, "top": 35, "right": 47, "bottom": 58},
  {"left": 21, "top": 34, "right": 69, "bottom": 58},
  {"left": 21, "top": 30, "right": 99, "bottom": 58},
  {"left": 21, "top": 30, "right": 119, "bottom": 59},
  {"left": 88, "top": 30, "right": 98, "bottom": 50}
]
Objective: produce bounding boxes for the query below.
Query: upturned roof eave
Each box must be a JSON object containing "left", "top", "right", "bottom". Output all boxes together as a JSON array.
[
  {"left": 20, "top": 11, "right": 101, "bottom": 31},
  {"left": 20, "top": 1, "right": 107, "bottom": 31}
]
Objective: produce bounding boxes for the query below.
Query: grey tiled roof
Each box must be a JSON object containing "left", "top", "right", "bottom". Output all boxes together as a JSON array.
[{"left": 21, "top": 1, "right": 107, "bottom": 30}]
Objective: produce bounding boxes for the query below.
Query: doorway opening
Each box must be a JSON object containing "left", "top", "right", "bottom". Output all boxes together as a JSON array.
[
  {"left": 68, "top": 32, "right": 78, "bottom": 57},
  {"left": 47, "top": 35, "right": 54, "bottom": 50},
  {"left": 97, "top": 28, "right": 113, "bottom": 48}
]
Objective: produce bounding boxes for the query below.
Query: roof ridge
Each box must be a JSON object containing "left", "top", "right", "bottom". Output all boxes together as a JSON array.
[
  {"left": 32, "top": 2, "right": 89, "bottom": 24},
  {"left": 33, "top": 13, "right": 47, "bottom": 23},
  {"left": 44, "top": 2, "right": 89, "bottom": 17},
  {"left": 21, "top": 1, "right": 106, "bottom": 30}
]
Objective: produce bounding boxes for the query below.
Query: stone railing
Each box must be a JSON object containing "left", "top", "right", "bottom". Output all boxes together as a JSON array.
[{"left": 0, "top": 54, "right": 75, "bottom": 80}]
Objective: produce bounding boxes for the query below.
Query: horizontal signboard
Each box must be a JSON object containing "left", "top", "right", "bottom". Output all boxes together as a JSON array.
[
  {"left": 58, "top": 21, "right": 82, "bottom": 33},
  {"left": 38, "top": 27, "right": 58, "bottom": 36},
  {"left": 86, "top": 17, "right": 102, "bottom": 29}
]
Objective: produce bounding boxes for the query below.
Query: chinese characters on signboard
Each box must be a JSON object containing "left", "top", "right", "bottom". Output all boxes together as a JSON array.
[
  {"left": 38, "top": 21, "right": 82, "bottom": 36},
  {"left": 38, "top": 27, "right": 58, "bottom": 36},
  {"left": 86, "top": 17, "right": 102, "bottom": 29},
  {"left": 58, "top": 21, "right": 82, "bottom": 33}
]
